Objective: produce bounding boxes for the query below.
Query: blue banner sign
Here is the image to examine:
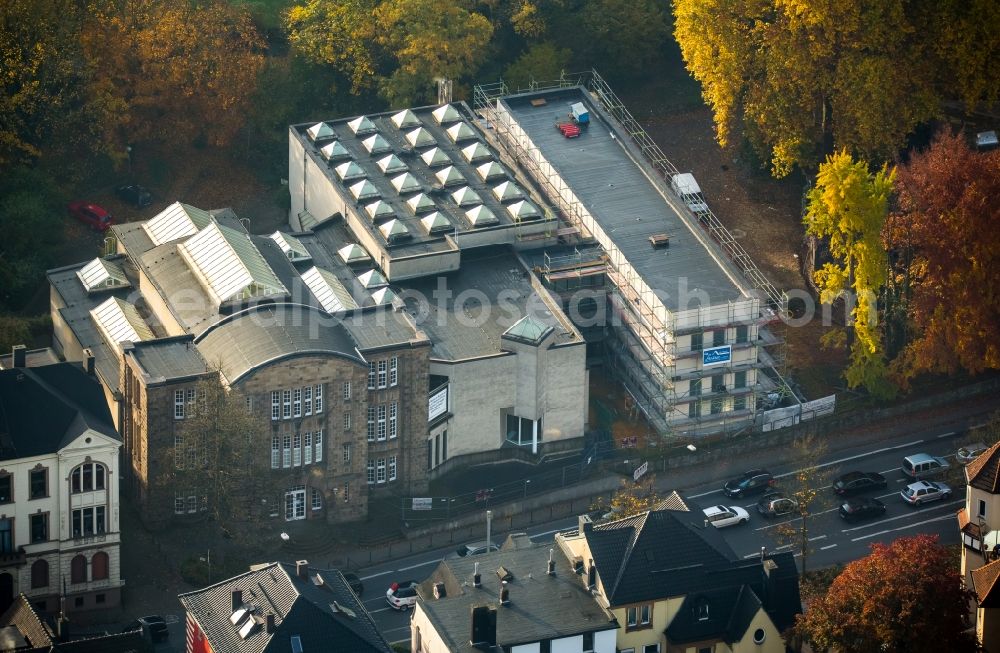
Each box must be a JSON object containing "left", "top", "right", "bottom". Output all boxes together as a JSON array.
[{"left": 702, "top": 345, "right": 732, "bottom": 366}]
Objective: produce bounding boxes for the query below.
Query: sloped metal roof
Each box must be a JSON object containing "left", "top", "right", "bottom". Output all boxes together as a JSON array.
[
  {"left": 347, "top": 115, "right": 377, "bottom": 135},
  {"left": 406, "top": 127, "right": 436, "bottom": 148},
  {"left": 432, "top": 104, "right": 462, "bottom": 124},
  {"left": 269, "top": 232, "right": 312, "bottom": 262},
  {"left": 376, "top": 154, "right": 408, "bottom": 174},
  {"left": 357, "top": 269, "right": 388, "bottom": 289},
  {"left": 436, "top": 166, "right": 465, "bottom": 186},
  {"left": 421, "top": 212, "right": 452, "bottom": 234},
  {"left": 492, "top": 180, "right": 525, "bottom": 202},
  {"left": 446, "top": 122, "right": 476, "bottom": 143},
  {"left": 421, "top": 147, "right": 451, "bottom": 168},
  {"left": 90, "top": 296, "right": 154, "bottom": 353},
  {"left": 391, "top": 109, "right": 421, "bottom": 129},
  {"left": 307, "top": 122, "right": 335, "bottom": 141},
  {"left": 335, "top": 160, "right": 366, "bottom": 181},
  {"left": 142, "top": 202, "right": 214, "bottom": 246},
  {"left": 338, "top": 243, "right": 371, "bottom": 264},
  {"left": 451, "top": 186, "right": 481, "bottom": 207},
  {"left": 461, "top": 142, "right": 492, "bottom": 163},
  {"left": 301, "top": 266, "right": 359, "bottom": 314},
  {"left": 77, "top": 257, "right": 129, "bottom": 293},
  {"left": 466, "top": 204, "right": 499, "bottom": 226},
  {"left": 319, "top": 141, "right": 350, "bottom": 161},
  {"left": 362, "top": 133, "right": 392, "bottom": 154},
  {"left": 476, "top": 160, "right": 506, "bottom": 181},
  {"left": 390, "top": 172, "right": 422, "bottom": 194},
  {"left": 179, "top": 221, "right": 288, "bottom": 306},
  {"left": 406, "top": 193, "right": 436, "bottom": 214}
]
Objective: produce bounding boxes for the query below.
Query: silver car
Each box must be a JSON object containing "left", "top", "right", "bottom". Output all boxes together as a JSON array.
[
  {"left": 703, "top": 505, "right": 750, "bottom": 528},
  {"left": 900, "top": 480, "right": 952, "bottom": 506}
]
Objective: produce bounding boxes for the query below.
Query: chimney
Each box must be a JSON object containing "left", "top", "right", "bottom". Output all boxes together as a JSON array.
[
  {"left": 231, "top": 589, "right": 242, "bottom": 612},
  {"left": 296, "top": 560, "right": 309, "bottom": 579},
  {"left": 546, "top": 549, "right": 555, "bottom": 576},
  {"left": 578, "top": 514, "right": 593, "bottom": 534},
  {"left": 473, "top": 561, "right": 481, "bottom": 588},
  {"left": 82, "top": 348, "right": 95, "bottom": 376},
  {"left": 433, "top": 582, "right": 447, "bottom": 599},
  {"left": 470, "top": 605, "right": 497, "bottom": 647},
  {"left": 587, "top": 560, "right": 596, "bottom": 589},
  {"left": 11, "top": 345, "right": 26, "bottom": 369},
  {"left": 265, "top": 613, "right": 276, "bottom": 634},
  {"left": 499, "top": 580, "right": 510, "bottom": 606}
]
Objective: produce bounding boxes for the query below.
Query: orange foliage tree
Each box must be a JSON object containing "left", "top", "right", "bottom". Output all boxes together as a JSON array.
[
  {"left": 888, "top": 130, "right": 1000, "bottom": 381},
  {"left": 796, "top": 534, "right": 978, "bottom": 653}
]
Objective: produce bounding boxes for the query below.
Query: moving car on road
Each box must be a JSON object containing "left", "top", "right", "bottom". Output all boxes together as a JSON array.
[
  {"left": 67, "top": 201, "right": 113, "bottom": 231},
  {"left": 901, "top": 453, "right": 950, "bottom": 480},
  {"left": 723, "top": 469, "right": 775, "bottom": 498},
  {"left": 839, "top": 497, "right": 887, "bottom": 522},
  {"left": 756, "top": 492, "right": 798, "bottom": 518},
  {"left": 456, "top": 542, "right": 500, "bottom": 557},
  {"left": 121, "top": 615, "right": 168, "bottom": 642},
  {"left": 900, "top": 480, "right": 952, "bottom": 506},
  {"left": 957, "top": 442, "right": 989, "bottom": 465},
  {"left": 832, "top": 471, "right": 887, "bottom": 496},
  {"left": 703, "top": 505, "right": 750, "bottom": 528},
  {"left": 386, "top": 580, "right": 419, "bottom": 611}
]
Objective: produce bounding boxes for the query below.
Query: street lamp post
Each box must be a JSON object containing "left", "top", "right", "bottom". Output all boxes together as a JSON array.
[
  {"left": 524, "top": 479, "right": 531, "bottom": 498},
  {"left": 486, "top": 510, "right": 492, "bottom": 550}
]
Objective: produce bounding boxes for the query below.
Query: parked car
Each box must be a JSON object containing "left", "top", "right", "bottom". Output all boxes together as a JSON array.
[
  {"left": 456, "top": 543, "right": 500, "bottom": 557},
  {"left": 116, "top": 183, "right": 152, "bottom": 208},
  {"left": 839, "top": 497, "right": 886, "bottom": 522},
  {"left": 832, "top": 471, "right": 887, "bottom": 496},
  {"left": 121, "top": 615, "right": 168, "bottom": 642},
  {"left": 703, "top": 505, "right": 750, "bottom": 528},
  {"left": 67, "top": 201, "right": 114, "bottom": 231},
  {"left": 901, "top": 453, "right": 950, "bottom": 480},
  {"left": 957, "top": 442, "right": 990, "bottom": 465},
  {"left": 723, "top": 470, "right": 775, "bottom": 498},
  {"left": 342, "top": 571, "right": 364, "bottom": 596},
  {"left": 900, "top": 480, "right": 952, "bottom": 506},
  {"left": 386, "top": 580, "right": 419, "bottom": 611},
  {"left": 756, "top": 492, "right": 798, "bottom": 518}
]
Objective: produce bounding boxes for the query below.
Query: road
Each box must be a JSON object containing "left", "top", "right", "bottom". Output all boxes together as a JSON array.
[{"left": 357, "top": 422, "right": 981, "bottom": 644}]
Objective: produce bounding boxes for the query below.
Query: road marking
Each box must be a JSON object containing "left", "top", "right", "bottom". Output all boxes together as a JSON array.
[
  {"left": 937, "top": 431, "right": 956, "bottom": 438},
  {"left": 809, "top": 535, "right": 827, "bottom": 542},
  {"left": 360, "top": 570, "right": 393, "bottom": 581},
  {"left": 369, "top": 607, "right": 395, "bottom": 614},
  {"left": 850, "top": 513, "right": 954, "bottom": 542},
  {"left": 689, "top": 488, "right": 722, "bottom": 499},
  {"left": 839, "top": 499, "right": 963, "bottom": 532},
  {"left": 772, "top": 439, "right": 925, "bottom": 480},
  {"left": 820, "top": 544, "right": 838, "bottom": 551},
  {"left": 531, "top": 527, "right": 567, "bottom": 539},
  {"left": 398, "top": 559, "right": 440, "bottom": 572},
  {"left": 775, "top": 544, "right": 793, "bottom": 551}
]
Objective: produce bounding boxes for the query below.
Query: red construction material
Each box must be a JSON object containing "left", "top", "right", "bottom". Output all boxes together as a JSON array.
[{"left": 558, "top": 122, "right": 581, "bottom": 138}]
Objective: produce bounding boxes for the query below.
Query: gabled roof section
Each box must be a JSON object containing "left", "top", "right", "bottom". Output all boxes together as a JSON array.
[
  {"left": 421, "top": 212, "right": 452, "bottom": 234},
  {"left": 90, "top": 296, "right": 154, "bottom": 354},
  {"left": 362, "top": 133, "right": 391, "bottom": 154},
  {"left": 421, "top": 147, "right": 451, "bottom": 168},
  {"left": 301, "top": 266, "right": 359, "bottom": 314},
  {"left": 968, "top": 441, "right": 1000, "bottom": 493},
  {"left": 406, "top": 127, "right": 436, "bottom": 148},
  {"left": 461, "top": 141, "right": 492, "bottom": 163},
  {"left": 492, "top": 180, "right": 525, "bottom": 202},
  {"left": 391, "top": 109, "right": 421, "bottom": 129},
  {"left": 653, "top": 490, "right": 691, "bottom": 512},
  {"left": 973, "top": 559, "right": 1000, "bottom": 607},
  {"left": 269, "top": 232, "right": 312, "bottom": 263},
  {"left": 364, "top": 200, "right": 396, "bottom": 221},
  {"left": 335, "top": 160, "right": 366, "bottom": 181},
  {"left": 406, "top": 193, "right": 437, "bottom": 214},
  {"left": 477, "top": 160, "right": 506, "bottom": 181},
  {"left": 376, "top": 154, "right": 408, "bottom": 174},
  {"left": 338, "top": 243, "right": 371, "bottom": 265},
  {"left": 77, "top": 257, "right": 130, "bottom": 293},
  {"left": 436, "top": 166, "right": 465, "bottom": 187},
  {"left": 347, "top": 115, "right": 377, "bottom": 135},
  {"left": 142, "top": 202, "right": 214, "bottom": 246},
  {"left": 466, "top": 205, "right": 499, "bottom": 227},
  {"left": 665, "top": 584, "right": 763, "bottom": 645},
  {"left": 307, "top": 122, "right": 335, "bottom": 141},
  {"left": 349, "top": 180, "right": 380, "bottom": 201},
  {"left": 357, "top": 269, "right": 388, "bottom": 289},
  {"left": 451, "top": 186, "right": 481, "bottom": 207},
  {"left": 179, "top": 221, "right": 288, "bottom": 307},
  {"left": 432, "top": 103, "right": 462, "bottom": 124},
  {"left": 503, "top": 315, "right": 552, "bottom": 345},
  {"left": 446, "top": 121, "right": 476, "bottom": 143},
  {"left": 320, "top": 140, "right": 351, "bottom": 161}
]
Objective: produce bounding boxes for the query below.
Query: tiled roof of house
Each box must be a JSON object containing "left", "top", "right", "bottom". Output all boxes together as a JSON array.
[
  {"left": 0, "top": 594, "right": 144, "bottom": 652},
  {"left": 179, "top": 562, "right": 392, "bottom": 653},
  {"left": 967, "top": 441, "right": 1000, "bottom": 493},
  {"left": 665, "top": 584, "right": 762, "bottom": 645},
  {"left": 972, "top": 558, "right": 1000, "bottom": 608}
]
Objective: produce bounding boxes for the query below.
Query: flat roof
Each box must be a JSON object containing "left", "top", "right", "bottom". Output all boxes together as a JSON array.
[
  {"left": 502, "top": 87, "right": 745, "bottom": 311},
  {"left": 128, "top": 337, "right": 211, "bottom": 383}
]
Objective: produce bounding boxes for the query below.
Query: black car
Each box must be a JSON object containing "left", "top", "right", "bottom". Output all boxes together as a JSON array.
[
  {"left": 756, "top": 492, "right": 798, "bottom": 518},
  {"left": 832, "top": 471, "right": 887, "bottom": 496},
  {"left": 122, "top": 615, "right": 168, "bottom": 642},
  {"left": 116, "top": 184, "right": 152, "bottom": 208},
  {"left": 342, "top": 571, "right": 364, "bottom": 596},
  {"left": 839, "top": 497, "right": 887, "bottom": 522},
  {"left": 723, "top": 469, "right": 775, "bottom": 498}
]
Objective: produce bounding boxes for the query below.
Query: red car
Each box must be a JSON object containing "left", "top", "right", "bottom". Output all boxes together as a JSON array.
[{"left": 67, "top": 201, "right": 114, "bottom": 231}]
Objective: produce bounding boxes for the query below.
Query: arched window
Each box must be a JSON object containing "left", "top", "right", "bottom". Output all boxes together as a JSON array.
[
  {"left": 91, "top": 552, "right": 109, "bottom": 581},
  {"left": 70, "top": 462, "right": 106, "bottom": 494},
  {"left": 70, "top": 554, "right": 87, "bottom": 584},
  {"left": 30, "top": 559, "right": 48, "bottom": 588}
]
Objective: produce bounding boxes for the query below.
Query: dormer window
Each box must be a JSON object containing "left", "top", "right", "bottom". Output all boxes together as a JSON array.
[{"left": 697, "top": 599, "right": 710, "bottom": 621}]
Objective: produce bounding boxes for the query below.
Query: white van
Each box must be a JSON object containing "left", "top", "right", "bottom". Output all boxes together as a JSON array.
[{"left": 670, "top": 173, "right": 709, "bottom": 214}]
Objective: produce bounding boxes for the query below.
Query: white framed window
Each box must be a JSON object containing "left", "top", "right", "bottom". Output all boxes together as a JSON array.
[
  {"left": 342, "top": 381, "right": 351, "bottom": 400},
  {"left": 315, "top": 430, "right": 323, "bottom": 463},
  {"left": 293, "top": 388, "right": 302, "bottom": 417},
  {"left": 187, "top": 442, "right": 198, "bottom": 470},
  {"left": 174, "top": 434, "right": 185, "bottom": 469},
  {"left": 377, "top": 360, "right": 387, "bottom": 388},
  {"left": 389, "top": 402, "right": 397, "bottom": 439},
  {"left": 282, "top": 390, "right": 291, "bottom": 419},
  {"left": 342, "top": 443, "right": 351, "bottom": 463},
  {"left": 343, "top": 412, "right": 351, "bottom": 431},
  {"left": 174, "top": 390, "right": 185, "bottom": 420},
  {"left": 282, "top": 435, "right": 291, "bottom": 468},
  {"left": 367, "top": 460, "right": 375, "bottom": 484},
  {"left": 389, "top": 356, "right": 398, "bottom": 386},
  {"left": 315, "top": 384, "right": 323, "bottom": 413},
  {"left": 627, "top": 607, "right": 637, "bottom": 627},
  {"left": 271, "top": 436, "right": 280, "bottom": 469},
  {"left": 367, "top": 407, "right": 376, "bottom": 442},
  {"left": 304, "top": 433, "right": 313, "bottom": 465},
  {"left": 271, "top": 391, "right": 280, "bottom": 420},
  {"left": 376, "top": 458, "right": 386, "bottom": 483},
  {"left": 186, "top": 495, "right": 197, "bottom": 514},
  {"left": 389, "top": 455, "right": 397, "bottom": 482},
  {"left": 174, "top": 494, "right": 186, "bottom": 515},
  {"left": 368, "top": 362, "right": 376, "bottom": 390},
  {"left": 377, "top": 404, "right": 386, "bottom": 441},
  {"left": 304, "top": 386, "right": 312, "bottom": 416},
  {"left": 293, "top": 433, "right": 302, "bottom": 467},
  {"left": 641, "top": 604, "right": 651, "bottom": 625},
  {"left": 185, "top": 389, "right": 196, "bottom": 417},
  {"left": 311, "top": 488, "right": 322, "bottom": 511}
]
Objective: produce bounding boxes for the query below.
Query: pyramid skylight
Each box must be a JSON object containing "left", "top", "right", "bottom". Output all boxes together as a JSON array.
[
  {"left": 364, "top": 200, "right": 396, "bottom": 221},
  {"left": 362, "top": 134, "right": 392, "bottom": 154},
  {"left": 406, "top": 193, "right": 436, "bottom": 214},
  {"left": 466, "top": 205, "right": 499, "bottom": 227},
  {"left": 142, "top": 202, "right": 214, "bottom": 246},
  {"left": 406, "top": 127, "right": 436, "bottom": 148},
  {"left": 477, "top": 160, "right": 506, "bottom": 181},
  {"left": 90, "top": 296, "right": 154, "bottom": 354},
  {"left": 320, "top": 141, "right": 350, "bottom": 161},
  {"left": 436, "top": 166, "right": 465, "bottom": 187},
  {"left": 379, "top": 219, "right": 409, "bottom": 241},
  {"left": 391, "top": 173, "right": 422, "bottom": 194},
  {"left": 376, "top": 154, "right": 408, "bottom": 174},
  {"left": 432, "top": 104, "right": 462, "bottom": 124},
  {"left": 357, "top": 269, "right": 388, "bottom": 289},
  {"left": 179, "top": 221, "right": 288, "bottom": 306},
  {"left": 335, "top": 160, "right": 366, "bottom": 181},
  {"left": 492, "top": 180, "right": 525, "bottom": 202},
  {"left": 77, "top": 257, "right": 130, "bottom": 293},
  {"left": 338, "top": 243, "right": 371, "bottom": 264},
  {"left": 506, "top": 200, "right": 541, "bottom": 220},
  {"left": 371, "top": 287, "right": 397, "bottom": 305},
  {"left": 421, "top": 212, "right": 452, "bottom": 234},
  {"left": 421, "top": 147, "right": 451, "bottom": 168},
  {"left": 269, "top": 232, "right": 312, "bottom": 262},
  {"left": 451, "top": 186, "right": 482, "bottom": 207},
  {"left": 446, "top": 122, "right": 476, "bottom": 143},
  {"left": 307, "top": 122, "right": 335, "bottom": 141},
  {"left": 347, "top": 116, "right": 377, "bottom": 135},
  {"left": 391, "top": 109, "right": 421, "bottom": 129},
  {"left": 301, "top": 266, "right": 359, "bottom": 314},
  {"left": 350, "top": 180, "right": 380, "bottom": 201},
  {"left": 462, "top": 142, "right": 492, "bottom": 163}
]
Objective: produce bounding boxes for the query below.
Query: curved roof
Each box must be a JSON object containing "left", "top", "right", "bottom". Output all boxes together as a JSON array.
[{"left": 196, "top": 304, "right": 363, "bottom": 384}]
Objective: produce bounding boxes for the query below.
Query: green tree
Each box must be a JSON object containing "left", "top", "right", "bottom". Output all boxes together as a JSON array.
[
  {"left": 579, "top": 0, "right": 669, "bottom": 76},
  {"left": 502, "top": 42, "right": 572, "bottom": 91},
  {"left": 598, "top": 475, "right": 662, "bottom": 520},
  {"left": 804, "top": 151, "right": 896, "bottom": 398},
  {"left": 796, "top": 535, "right": 978, "bottom": 652},
  {"left": 772, "top": 433, "right": 831, "bottom": 575},
  {"left": 285, "top": 0, "right": 382, "bottom": 95}
]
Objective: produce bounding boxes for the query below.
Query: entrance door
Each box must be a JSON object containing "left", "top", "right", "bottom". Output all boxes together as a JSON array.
[{"left": 285, "top": 487, "right": 306, "bottom": 521}]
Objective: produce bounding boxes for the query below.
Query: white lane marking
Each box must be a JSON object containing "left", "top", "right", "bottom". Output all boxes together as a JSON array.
[
  {"left": 820, "top": 544, "right": 838, "bottom": 551},
  {"left": 839, "top": 499, "right": 963, "bottom": 532},
  {"left": 399, "top": 559, "right": 440, "bottom": 572},
  {"left": 360, "top": 570, "right": 393, "bottom": 581},
  {"left": 850, "top": 513, "right": 954, "bottom": 542},
  {"left": 531, "top": 527, "right": 566, "bottom": 539},
  {"left": 689, "top": 488, "right": 722, "bottom": 499},
  {"left": 775, "top": 544, "right": 792, "bottom": 551},
  {"left": 937, "top": 431, "right": 956, "bottom": 438},
  {"left": 809, "top": 535, "right": 827, "bottom": 542},
  {"left": 369, "top": 607, "right": 395, "bottom": 614}
]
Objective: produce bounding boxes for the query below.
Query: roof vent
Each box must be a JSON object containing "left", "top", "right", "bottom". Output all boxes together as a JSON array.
[
  {"left": 473, "top": 561, "right": 481, "bottom": 588},
  {"left": 330, "top": 601, "right": 357, "bottom": 618},
  {"left": 296, "top": 560, "right": 309, "bottom": 579},
  {"left": 496, "top": 566, "right": 512, "bottom": 583},
  {"left": 572, "top": 557, "right": 584, "bottom": 574},
  {"left": 231, "top": 589, "right": 243, "bottom": 612},
  {"left": 547, "top": 549, "right": 556, "bottom": 576},
  {"left": 265, "top": 613, "right": 276, "bottom": 634},
  {"left": 499, "top": 580, "right": 510, "bottom": 606}
]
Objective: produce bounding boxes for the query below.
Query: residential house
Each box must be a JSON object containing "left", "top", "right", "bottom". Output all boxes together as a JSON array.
[
  {"left": 958, "top": 441, "right": 1000, "bottom": 651},
  {"left": 0, "top": 593, "right": 145, "bottom": 652},
  {"left": 178, "top": 560, "right": 392, "bottom": 653}
]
